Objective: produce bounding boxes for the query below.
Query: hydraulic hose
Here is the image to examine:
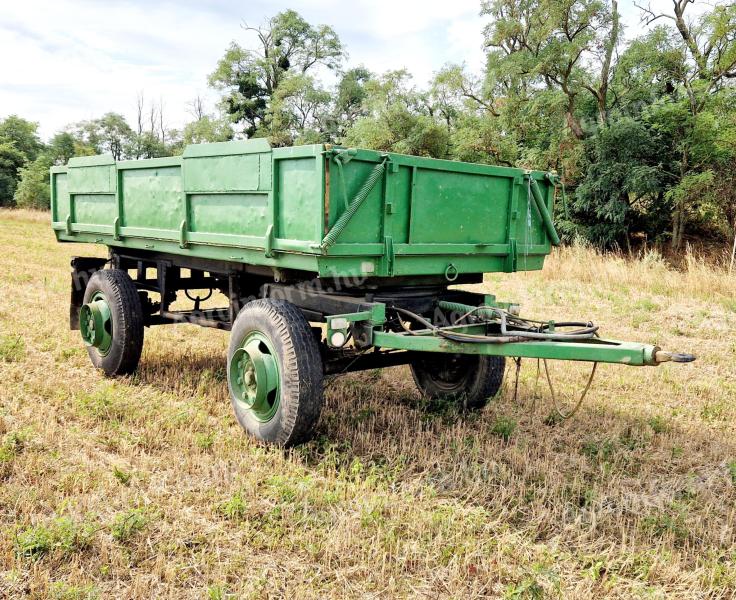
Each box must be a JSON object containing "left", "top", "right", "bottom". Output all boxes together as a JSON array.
[{"left": 392, "top": 305, "right": 598, "bottom": 344}]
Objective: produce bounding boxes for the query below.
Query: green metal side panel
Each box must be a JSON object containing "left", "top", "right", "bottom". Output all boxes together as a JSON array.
[
  {"left": 51, "top": 172, "right": 70, "bottom": 224},
  {"left": 275, "top": 153, "right": 323, "bottom": 243},
  {"left": 409, "top": 170, "right": 511, "bottom": 244},
  {"left": 50, "top": 140, "right": 557, "bottom": 279},
  {"left": 122, "top": 166, "right": 182, "bottom": 231}
]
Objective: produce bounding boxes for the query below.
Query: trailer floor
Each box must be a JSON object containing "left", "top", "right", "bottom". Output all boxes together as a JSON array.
[{"left": 0, "top": 209, "right": 734, "bottom": 599}]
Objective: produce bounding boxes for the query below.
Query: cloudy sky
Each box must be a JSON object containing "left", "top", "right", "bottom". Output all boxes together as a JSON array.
[{"left": 0, "top": 0, "right": 687, "bottom": 139}]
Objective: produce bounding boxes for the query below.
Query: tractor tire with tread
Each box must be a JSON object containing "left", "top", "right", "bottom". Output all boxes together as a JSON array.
[
  {"left": 82, "top": 269, "right": 144, "bottom": 376},
  {"left": 227, "top": 299, "right": 323, "bottom": 447},
  {"left": 410, "top": 354, "right": 506, "bottom": 409}
]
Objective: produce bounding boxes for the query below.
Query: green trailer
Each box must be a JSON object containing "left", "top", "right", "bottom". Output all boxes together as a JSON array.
[{"left": 51, "top": 140, "right": 693, "bottom": 446}]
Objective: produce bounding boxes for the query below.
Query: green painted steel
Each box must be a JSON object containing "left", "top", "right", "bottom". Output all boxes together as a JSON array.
[
  {"left": 371, "top": 327, "right": 660, "bottom": 366},
  {"left": 79, "top": 291, "right": 113, "bottom": 355},
  {"left": 50, "top": 141, "right": 557, "bottom": 279},
  {"left": 228, "top": 331, "right": 281, "bottom": 422}
]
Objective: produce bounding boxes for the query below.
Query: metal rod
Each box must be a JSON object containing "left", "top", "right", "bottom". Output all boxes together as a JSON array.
[{"left": 528, "top": 176, "right": 561, "bottom": 246}]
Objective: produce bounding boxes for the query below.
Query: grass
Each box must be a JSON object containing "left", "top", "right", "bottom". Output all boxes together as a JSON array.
[{"left": 0, "top": 208, "right": 735, "bottom": 597}]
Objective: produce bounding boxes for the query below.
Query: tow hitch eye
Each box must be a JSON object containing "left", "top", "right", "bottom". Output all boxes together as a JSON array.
[{"left": 654, "top": 351, "right": 696, "bottom": 363}]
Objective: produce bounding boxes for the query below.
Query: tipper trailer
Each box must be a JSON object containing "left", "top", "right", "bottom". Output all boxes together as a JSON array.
[{"left": 51, "top": 140, "right": 693, "bottom": 445}]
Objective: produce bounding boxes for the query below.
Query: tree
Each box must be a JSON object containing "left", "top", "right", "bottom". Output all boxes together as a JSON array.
[
  {"left": 632, "top": 0, "right": 736, "bottom": 249},
  {"left": 209, "top": 10, "right": 344, "bottom": 138},
  {"left": 343, "top": 71, "right": 450, "bottom": 157},
  {"left": 47, "top": 132, "right": 77, "bottom": 165},
  {"left": 326, "top": 67, "right": 373, "bottom": 140},
  {"left": 70, "top": 113, "right": 135, "bottom": 160},
  {"left": 266, "top": 74, "right": 331, "bottom": 145},
  {"left": 0, "top": 115, "right": 42, "bottom": 162},
  {"left": 481, "top": 0, "right": 621, "bottom": 139},
  {"left": 0, "top": 115, "right": 42, "bottom": 205},
  {"left": 573, "top": 117, "right": 669, "bottom": 248},
  {"left": 14, "top": 154, "right": 53, "bottom": 210},
  {"left": 0, "top": 141, "right": 26, "bottom": 206},
  {"left": 182, "top": 115, "right": 233, "bottom": 145}
]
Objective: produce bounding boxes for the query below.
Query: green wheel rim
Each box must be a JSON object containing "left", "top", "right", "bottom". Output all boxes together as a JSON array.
[
  {"left": 229, "top": 331, "right": 280, "bottom": 423},
  {"left": 79, "top": 291, "right": 113, "bottom": 356}
]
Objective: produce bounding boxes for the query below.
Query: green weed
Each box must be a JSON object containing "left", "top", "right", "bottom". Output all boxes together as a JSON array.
[
  {"left": 0, "top": 335, "right": 24, "bottom": 362},
  {"left": 491, "top": 416, "right": 517, "bottom": 442},
  {"left": 111, "top": 509, "right": 147, "bottom": 543},
  {"left": 15, "top": 516, "right": 96, "bottom": 559}
]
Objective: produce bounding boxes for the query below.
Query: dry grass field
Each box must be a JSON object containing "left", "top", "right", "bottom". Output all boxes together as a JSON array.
[{"left": 0, "top": 209, "right": 734, "bottom": 599}]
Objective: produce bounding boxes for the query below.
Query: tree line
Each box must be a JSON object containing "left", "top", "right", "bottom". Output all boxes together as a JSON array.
[{"left": 1, "top": 1, "right": 734, "bottom": 251}]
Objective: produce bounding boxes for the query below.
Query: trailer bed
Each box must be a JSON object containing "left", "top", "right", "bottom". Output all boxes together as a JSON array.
[{"left": 50, "top": 140, "right": 557, "bottom": 280}]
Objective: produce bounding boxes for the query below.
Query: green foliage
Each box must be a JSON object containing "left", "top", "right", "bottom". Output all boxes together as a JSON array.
[
  {"left": 490, "top": 416, "right": 517, "bottom": 442},
  {"left": 728, "top": 461, "right": 736, "bottom": 487},
  {"left": 0, "top": 140, "right": 28, "bottom": 206},
  {"left": 14, "top": 154, "right": 53, "bottom": 209},
  {"left": 218, "top": 492, "right": 247, "bottom": 521},
  {"left": 0, "top": 431, "right": 28, "bottom": 470},
  {"left": 110, "top": 509, "right": 147, "bottom": 542},
  {"left": 48, "top": 582, "right": 99, "bottom": 600},
  {"left": 208, "top": 9, "right": 344, "bottom": 139},
  {"left": 647, "top": 415, "right": 669, "bottom": 434},
  {"left": 15, "top": 517, "right": 96, "bottom": 559},
  {"left": 112, "top": 466, "right": 131, "bottom": 486},
  {"left": 503, "top": 576, "right": 545, "bottom": 599},
  {"left": 70, "top": 113, "right": 133, "bottom": 161},
  {"left": 182, "top": 115, "right": 232, "bottom": 145},
  {"left": 267, "top": 73, "right": 331, "bottom": 146},
  {"left": 0, "top": 334, "right": 25, "bottom": 362},
  {"left": 573, "top": 117, "right": 669, "bottom": 247},
  {"left": 344, "top": 71, "right": 449, "bottom": 157},
  {"left": 47, "top": 132, "right": 78, "bottom": 165},
  {"left": 6, "top": 1, "right": 736, "bottom": 247},
  {"left": 0, "top": 115, "right": 42, "bottom": 161}
]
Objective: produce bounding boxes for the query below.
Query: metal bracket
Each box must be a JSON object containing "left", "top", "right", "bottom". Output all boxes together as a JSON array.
[
  {"left": 179, "top": 220, "right": 189, "bottom": 249},
  {"left": 326, "top": 304, "right": 386, "bottom": 348},
  {"left": 505, "top": 239, "right": 518, "bottom": 272},
  {"left": 264, "top": 224, "right": 275, "bottom": 258},
  {"left": 384, "top": 235, "right": 395, "bottom": 277}
]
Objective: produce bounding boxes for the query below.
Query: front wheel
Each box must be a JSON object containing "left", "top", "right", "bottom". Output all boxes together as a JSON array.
[
  {"left": 227, "top": 299, "right": 323, "bottom": 447},
  {"left": 410, "top": 354, "right": 506, "bottom": 409}
]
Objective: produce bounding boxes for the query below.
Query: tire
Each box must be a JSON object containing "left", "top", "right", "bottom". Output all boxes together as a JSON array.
[
  {"left": 82, "top": 269, "right": 144, "bottom": 376},
  {"left": 410, "top": 354, "right": 506, "bottom": 409},
  {"left": 227, "top": 299, "right": 323, "bottom": 447}
]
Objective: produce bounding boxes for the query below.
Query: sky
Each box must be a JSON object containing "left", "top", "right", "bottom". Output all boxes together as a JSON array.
[{"left": 0, "top": 0, "right": 701, "bottom": 140}]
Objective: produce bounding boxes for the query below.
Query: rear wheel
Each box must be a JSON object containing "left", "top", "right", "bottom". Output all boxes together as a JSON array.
[
  {"left": 80, "top": 269, "right": 144, "bottom": 376},
  {"left": 227, "top": 299, "right": 323, "bottom": 447},
  {"left": 410, "top": 354, "right": 506, "bottom": 409}
]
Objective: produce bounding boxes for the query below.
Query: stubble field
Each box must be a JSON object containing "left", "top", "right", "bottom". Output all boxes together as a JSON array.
[{"left": 0, "top": 209, "right": 734, "bottom": 599}]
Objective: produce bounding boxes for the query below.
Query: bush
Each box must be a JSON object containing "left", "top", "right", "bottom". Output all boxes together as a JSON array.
[{"left": 14, "top": 154, "right": 53, "bottom": 209}]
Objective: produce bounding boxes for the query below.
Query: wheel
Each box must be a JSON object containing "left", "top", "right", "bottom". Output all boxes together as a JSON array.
[
  {"left": 80, "top": 269, "right": 144, "bottom": 376},
  {"left": 410, "top": 354, "right": 506, "bottom": 409},
  {"left": 227, "top": 299, "right": 323, "bottom": 447}
]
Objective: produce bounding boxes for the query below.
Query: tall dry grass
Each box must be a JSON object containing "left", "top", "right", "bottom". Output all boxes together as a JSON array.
[{"left": 542, "top": 243, "right": 736, "bottom": 302}]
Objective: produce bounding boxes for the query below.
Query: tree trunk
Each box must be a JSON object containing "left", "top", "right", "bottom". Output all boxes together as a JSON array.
[
  {"left": 671, "top": 148, "right": 689, "bottom": 252},
  {"left": 671, "top": 202, "right": 684, "bottom": 252},
  {"left": 566, "top": 107, "right": 585, "bottom": 140}
]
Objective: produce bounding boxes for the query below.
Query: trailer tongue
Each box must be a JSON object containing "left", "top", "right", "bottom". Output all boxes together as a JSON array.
[{"left": 51, "top": 140, "right": 695, "bottom": 446}]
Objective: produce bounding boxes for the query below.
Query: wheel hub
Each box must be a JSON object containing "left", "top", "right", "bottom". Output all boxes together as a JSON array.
[
  {"left": 229, "top": 333, "right": 280, "bottom": 422},
  {"left": 79, "top": 291, "right": 113, "bottom": 355}
]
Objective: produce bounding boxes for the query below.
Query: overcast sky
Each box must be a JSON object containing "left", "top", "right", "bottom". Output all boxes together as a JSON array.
[{"left": 0, "top": 0, "right": 692, "bottom": 139}]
